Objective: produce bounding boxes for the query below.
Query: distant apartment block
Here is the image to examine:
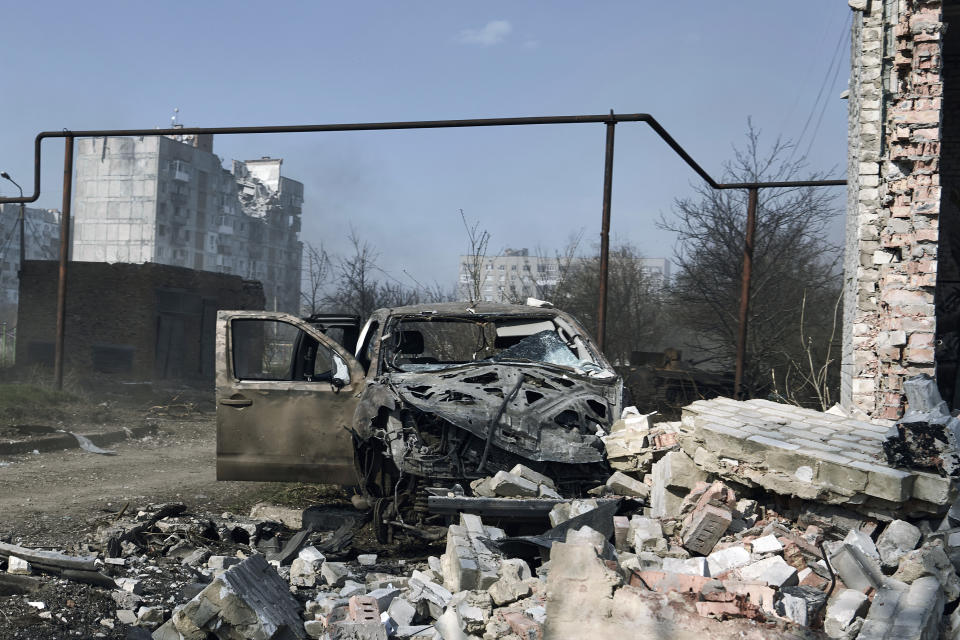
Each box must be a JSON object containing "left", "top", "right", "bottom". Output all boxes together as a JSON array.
[
  {"left": 458, "top": 248, "right": 671, "bottom": 302},
  {"left": 71, "top": 131, "right": 303, "bottom": 312},
  {"left": 0, "top": 204, "right": 60, "bottom": 316}
]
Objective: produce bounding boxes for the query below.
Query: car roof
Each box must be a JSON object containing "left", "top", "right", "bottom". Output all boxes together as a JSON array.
[{"left": 380, "top": 302, "right": 560, "bottom": 317}]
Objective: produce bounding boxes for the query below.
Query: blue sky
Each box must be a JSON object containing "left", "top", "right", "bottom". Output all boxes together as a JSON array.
[{"left": 0, "top": 1, "right": 850, "bottom": 291}]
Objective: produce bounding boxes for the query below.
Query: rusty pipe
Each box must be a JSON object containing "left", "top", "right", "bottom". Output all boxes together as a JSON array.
[
  {"left": 596, "top": 115, "right": 616, "bottom": 352},
  {"left": 53, "top": 137, "right": 73, "bottom": 390},
  {"left": 733, "top": 187, "right": 758, "bottom": 400}
]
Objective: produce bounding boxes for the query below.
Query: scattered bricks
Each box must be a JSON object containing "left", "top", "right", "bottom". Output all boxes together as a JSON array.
[
  {"left": 339, "top": 580, "right": 366, "bottom": 598},
  {"left": 650, "top": 451, "right": 708, "bottom": 518},
  {"left": 606, "top": 471, "right": 650, "bottom": 499},
  {"left": 695, "top": 601, "right": 743, "bottom": 619},
  {"left": 407, "top": 569, "right": 452, "bottom": 620},
  {"left": 706, "top": 546, "right": 751, "bottom": 577},
  {"left": 828, "top": 544, "right": 885, "bottom": 592},
  {"left": 538, "top": 485, "right": 561, "bottom": 499},
  {"left": 892, "top": 541, "right": 960, "bottom": 601},
  {"left": 628, "top": 516, "right": 665, "bottom": 553},
  {"left": 502, "top": 612, "right": 542, "bottom": 640},
  {"left": 629, "top": 570, "right": 712, "bottom": 594},
  {"left": 6, "top": 556, "right": 30, "bottom": 575},
  {"left": 613, "top": 516, "right": 630, "bottom": 551},
  {"left": 365, "top": 587, "right": 399, "bottom": 613},
  {"left": 661, "top": 557, "right": 709, "bottom": 577},
  {"left": 775, "top": 586, "right": 827, "bottom": 627},
  {"left": 737, "top": 556, "right": 798, "bottom": 589},
  {"left": 749, "top": 535, "right": 783, "bottom": 555},
  {"left": 799, "top": 569, "right": 829, "bottom": 591},
  {"left": 681, "top": 504, "right": 732, "bottom": 556},
  {"left": 842, "top": 529, "right": 881, "bottom": 564},
  {"left": 509, "top": 464, "right": 556, "bottom": 490},
  {"left": 824, "top": 589, "right": 869, "bottom": 639},
  {"left": 876, "top": 520, "right": 921, "bottom": 570},
  {"left": 488, "top": 560, "right": 533, "bottom": 606},
  {"left": 171, "top": 554, "right": 308, "bottom": 640},
  {"left": 440, "top": 514, "right": 504, "bottom": 593},
  {"left": 857, "top": 576, "right": 943, "bottom": 640},
  {"left": 721, "top": 580, "right": 777, "bottom": 615},
  {"left": 470, "top": 477, "right": 495, "bottom": 497},
  {"left": 348, "top": 595, "right": 380, "bottom": 622},
  {"left": 321, "top": 561, "right": 352, "bottom": 588},
  {"left": 489, "top": 470, "right": 538, "bottom": 497},
  {"left": 386, "top": 597, "right": 416, "bottom": 628},
  {"left": 547, "top": 499, "right": 598, "bottom": 527}
]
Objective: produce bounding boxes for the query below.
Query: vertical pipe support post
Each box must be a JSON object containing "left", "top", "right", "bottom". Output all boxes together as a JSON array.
[
  {"left": 597, "top": 114, "right": 616, "bottom": 353},
  {"left": 54, "top": 136, "right": 74, "bottom": 390},
  {"left": 734, "top": 187, "right": 759, "bottom": 400}
]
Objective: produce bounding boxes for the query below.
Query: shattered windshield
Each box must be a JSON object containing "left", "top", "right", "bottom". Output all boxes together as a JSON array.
[
  {"left": 490, "top": 330, "right": 581, "bottom": 368},
  {"left": 386, "top": 317, "right": 605, "bottom": 374}
]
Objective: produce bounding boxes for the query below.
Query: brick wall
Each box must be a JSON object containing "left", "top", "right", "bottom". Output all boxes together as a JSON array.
[
  {"left": 15, "top": 261, "right": 264, "bottom": 382},
  {"left": 844, "top": 0, "right": 945, "bottom": 419}
]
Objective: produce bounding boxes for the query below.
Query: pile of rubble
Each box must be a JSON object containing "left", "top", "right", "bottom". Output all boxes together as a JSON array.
[{"left": 7, "top": 385, "right": 960, "bottom": 639}]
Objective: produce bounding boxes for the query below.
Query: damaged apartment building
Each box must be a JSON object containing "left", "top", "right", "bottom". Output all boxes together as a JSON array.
[
  {"left": 70, "top": 130, "right": 303, "bottom": 313},
  {"left": 843, "top": 0, "right": 960, "bottom": 419},
  {"left": 0, "top": 203, "right": 59, "bottom": 324}
]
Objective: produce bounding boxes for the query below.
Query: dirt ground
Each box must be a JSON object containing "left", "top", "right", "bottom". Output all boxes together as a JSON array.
[{"left": 0, "top": 404, "right": 276, "bottom": 547}]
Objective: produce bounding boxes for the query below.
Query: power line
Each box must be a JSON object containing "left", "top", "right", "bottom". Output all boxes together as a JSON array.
[{"left": 790, "top": 11, "right": 850, "bottom": 163}]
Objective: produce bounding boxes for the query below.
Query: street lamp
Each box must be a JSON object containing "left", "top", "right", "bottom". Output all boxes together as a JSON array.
[{"left": 0, "top": 172, "right": 24, "bottom": 273}]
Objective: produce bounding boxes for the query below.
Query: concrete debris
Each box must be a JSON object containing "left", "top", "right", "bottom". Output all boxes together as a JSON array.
[
  {"left": 170, "top": 554, "right": 308, "bottom": 639},
  {"left": 823, "top": 589, "right": 869, "bottom": 638},
  {"left": 883, "top": 374, "right": 960, "bottom": 477},
  {"left": 891, "top": 540, "right": 960, "bottom": 601},
  {"left": 14, "top": 397, "right": 960, "bottom": 639}
]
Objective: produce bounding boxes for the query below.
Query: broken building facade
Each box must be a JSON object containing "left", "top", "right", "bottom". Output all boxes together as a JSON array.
[
  {"left": 0, "top": 204, "right": 60, "bottom": 324},
  {"left": 843, "top": 0, "right": 960, "bottom": 418},
  {"left": 71, "top": 131, "right": 303, "bottom": 313}
]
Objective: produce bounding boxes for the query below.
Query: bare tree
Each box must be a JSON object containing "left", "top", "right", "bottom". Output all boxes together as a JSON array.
[
  {"left": 459, "top": 209, "right": 491, "bottom": 303},
  {"left": 322, "top": 230, "right": 457, "bottom": 317},
  {"left": 553, "top": 242, "right": 663, "bottom": 365},
  {"left": 324, "top": 230, "right": 382, "bottom": 319},
  {"left": 658, "top": 123, "right": 841, "bottom": 401},
  {"left": 300, "top": 242, "right": 330, "bottom": 316}
]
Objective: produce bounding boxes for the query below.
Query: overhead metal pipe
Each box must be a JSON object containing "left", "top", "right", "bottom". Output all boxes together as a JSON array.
[{"left": 0, "top": 113, "right": 846, "bottom": 395}]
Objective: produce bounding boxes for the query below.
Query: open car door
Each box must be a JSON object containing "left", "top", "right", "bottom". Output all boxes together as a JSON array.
[{"left": 216, "top": 311, "right": 366, "bottom": 485}]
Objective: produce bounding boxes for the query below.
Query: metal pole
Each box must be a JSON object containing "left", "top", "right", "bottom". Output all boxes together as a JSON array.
[
  {"left": 54, "top": 136, "right": 73, "bottom": 390},
  {"left": 596, "top": 115, "right": 616, "bottom": 352},
  {"left": 18, "top": 203, "right": 24, "bottom": 273},
  {"left": 734, "top": 187, "right": 758, "bottom": 400}
]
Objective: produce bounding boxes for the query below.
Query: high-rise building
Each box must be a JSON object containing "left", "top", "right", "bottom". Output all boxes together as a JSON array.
[
  {"left": 0, "top": 204, "right": 60, "bottom": 320},
  {"left": 71, "top": 131, "right": 303, "bottom": 312},
  {"left": 457, "top": 248, "right": 670, "bottom": 303}
]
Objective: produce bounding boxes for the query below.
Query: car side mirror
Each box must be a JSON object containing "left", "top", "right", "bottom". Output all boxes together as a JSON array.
[{"left": 332, "top": 353, "right": 350, "bottom": 390}]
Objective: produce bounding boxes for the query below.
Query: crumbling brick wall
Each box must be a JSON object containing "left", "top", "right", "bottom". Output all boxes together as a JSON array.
[
  {"left": 15, "top": 261, "right": 264, "bottom": 383},
  {"left": 844, "top": 0, "right": 945, "bottom": 419}
]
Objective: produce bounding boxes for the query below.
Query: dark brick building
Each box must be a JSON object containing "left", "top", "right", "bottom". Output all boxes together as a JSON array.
[{"left": 16, "top": 261, "right": 263, "bottom": 382}]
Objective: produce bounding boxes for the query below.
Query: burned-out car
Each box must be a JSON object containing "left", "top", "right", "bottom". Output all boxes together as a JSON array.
[{"left": 216, "top": 302, "right": 622, "bottom": 534}]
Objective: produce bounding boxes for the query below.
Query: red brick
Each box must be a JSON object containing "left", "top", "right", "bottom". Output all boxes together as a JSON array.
[
  {"left": 347, "top": 596, "right": 380, "bottom": 622},
  {"left": 630, "top": 570, "right": 712, "bottom": 594},
  {"left": 503, "top": 612, "right": 542, "bottom": 640}
]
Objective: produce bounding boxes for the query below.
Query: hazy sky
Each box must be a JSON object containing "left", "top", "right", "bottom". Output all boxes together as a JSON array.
[{"left": 0, "top": 2, "right": 851, "bottom": 293}]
